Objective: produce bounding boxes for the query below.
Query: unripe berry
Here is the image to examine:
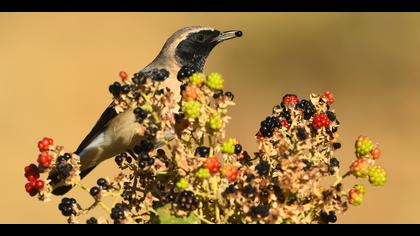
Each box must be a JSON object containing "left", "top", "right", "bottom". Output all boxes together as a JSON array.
[
  {"left": 189, "top": 73, "right": 205, "bottom": 86},
  {"left": 182, "top": 85, "right": 199, "bottom": 101},
  {"left": 354, "top": 184, "right": 366, "bottom": 194},
  {"left": 119, "top": 71, "right": 128, "bottom": 81},
  {"left": 348, "top": 188, "right": 363, "bottom": 206},
  {"left": 223, "top": 164, "right": 239, "bottom": 182},
  {"left": 206, "top": 72, "right": 224, "bottom": 90},
  {"left": 209, "top": 113, "right": 223, "bottom": 130},
  {"left": 368, "top": 165, "right": 387, "bottom": 186},
  {"left": 196, "top": 168, "right": 210, "bottom": 179},
  {"left": 350, "top": 159, "right": 369, "bottom": 178},
  {"left": 355, "top": 135, "right": 374, "bottom": 157},
  {"left": 182, "top": 101, "right": 201, "bottom": 119},
  {"left": 221, "top": 138, "right": 237, "bottom": 154},
  {"left": 371, "top": 147, "right": 381, "bottom": 160},
  {"left": 320, "top": 91, "right": 335, "bottom": 104},
  {"left": 176, "top": 178, "right": 189, "bottom": 190}
]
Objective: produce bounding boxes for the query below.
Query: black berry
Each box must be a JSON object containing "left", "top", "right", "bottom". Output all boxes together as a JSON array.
[
  {"left": 234, "top": 144, "right": 242, "bottom": 155},
  {"left": 177, "top": 66, "right": 196, "bottom": 81},
  {"left": 90, "top": 186, "right": 100, "bottom": 197},
  {"left": 97, "top": 178, "right": 107, "bottom": 187},
  {"left": 121, "top": 85, "right": 131, "bottom": 94},
  {"left": 225, "top": 91, "right": 234, "bottom": 100},
  {"left": 108, "top": 82, "right": 122, "bottom": 97},
  {"left": 133, "top": 107, "right": 148, "bottom": 120},
  {"left": 242, "top": 185, "right": 257, "bottom": 198},
  {"left": 132, "top": 72, "right": 146, "bottom": 84},
  {"left": 86, "top": 217, "right": 98, "bottom": 224},
  {"left": 296, "top": 99, "right": 315, "bottom": 120},
  {"left": 152, "top": 69, "right": 169, "bottom": 81},
  {"left": 177, "top": 191, "right": 199, "bottom": 211},
  {"left": 330, "top": 158, "right": 340, "bottom": 167},
  {"left": 250, "top": 205, "right": 269, "bottom": 218},
  {"left": 333, "top": 142, "right": 342, "bottom": 149},
  {"left": 326, "top": 111, "right": 336, "bottom": 121},
  {"left": 195, "top": 146, "right": 210, "bottom": 157},
  {"left": 256, "top": 160, "right": 270, "bottom": 176}
]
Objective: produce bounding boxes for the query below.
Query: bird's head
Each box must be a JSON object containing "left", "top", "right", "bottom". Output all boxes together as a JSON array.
[{"left": 154, "top": 26, "right": 243, "bottom": 72}]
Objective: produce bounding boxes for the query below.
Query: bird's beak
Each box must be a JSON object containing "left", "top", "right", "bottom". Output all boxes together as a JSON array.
[{"left": 215, "top": 30, "right": 243, "bottom": 43}]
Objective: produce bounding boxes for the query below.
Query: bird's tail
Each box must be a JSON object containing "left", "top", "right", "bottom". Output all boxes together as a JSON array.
[
  {"left": 48, "top": 146, "right": 97, "bottom": 196},
  {"left": 49, "top": 165, "right": 97, "bottom": 195}
]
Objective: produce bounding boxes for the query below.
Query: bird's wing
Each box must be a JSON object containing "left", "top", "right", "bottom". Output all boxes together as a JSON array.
[{"left": 75, "top": 102, "right": 118, "bottom": 155}]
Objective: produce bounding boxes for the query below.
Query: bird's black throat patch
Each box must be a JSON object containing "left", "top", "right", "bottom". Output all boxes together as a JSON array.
[{"left": 175, "top": 30, "right": 221, "bottom": 72}]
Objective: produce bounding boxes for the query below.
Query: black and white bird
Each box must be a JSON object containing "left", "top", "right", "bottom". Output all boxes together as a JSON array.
[{"left": 50, "top": 26, "right": 242, "bottom": 195}]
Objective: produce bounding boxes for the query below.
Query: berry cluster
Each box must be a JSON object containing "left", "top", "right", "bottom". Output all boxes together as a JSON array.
[
  {"left": 176, "top": 191, "right": 199, "bottom": 211},
  {"left": 58, "top": 198, "right": 77, "bottom": 217},
  {"left": 110, "top": 203, "right": 128, "bottom": 224},
  {"left": 37, "top": 137, "right": 53, "bottom": 152},
  {"left": 259, "top": 116, "right": 281, "bottom": 138},
  {"left": 24, "top": 164, "right": 44, "bottom": 196},
  {"left": 25, "top": 68, "right": 388, "bottom": 224},
  {"left": 296, "top": 99, "right": 316, "bottom": 120},
  {"left": 348, "top": 184, "right": 365, "bottom": 206},
  {"left": 312, "top": 113, "right": 330, "bottom": 129},
  {"left": 320, "top": 91, "right": 335, "bottom": 104},
  {"left": 319, "top": 211, "right": 337, "bottom": 224},
  {"left": 203, "top": 156, "right": 221, "bottom": 174}
]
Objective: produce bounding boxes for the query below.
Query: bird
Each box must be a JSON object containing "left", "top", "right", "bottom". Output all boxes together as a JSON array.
[{"left": 49, "top": 26, "right": 243, "bottom": 195}]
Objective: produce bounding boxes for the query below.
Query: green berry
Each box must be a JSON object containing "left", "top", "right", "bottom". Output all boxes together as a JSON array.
[
  {"left": 176, "top": 178, "right": 189, "bottom": 189},
  {"left": 196, "top": 168, "right": 210, "bottom": 179},
  {"left": 221, "top": 138, "right": 237, "bottom": 154},
  {"left": 348, "top": 188, "right": 364, "bottom": 206},
  {"left": 368, "top": 165, "right": 387, "bottom": 186},
  {"left": 189, "top": 73, "right": 205, "bottom": 85},
  {"left": 209, "top": 113, "right": 223, "bottom": 130},
  {"left": 206, "top": 72, "right": 224, "bottom": 90},
  {"left": 182, "top": 101, "right": 201, "bottom": 119},
  {"left": 355, "top": 136, "right": 374, "bottom": 157},
  {"left": 354, "top": 184, "right": 366, "bottom": 194},
  {"left": 350, "top": 159, "right": 369, "bottom": 178}
]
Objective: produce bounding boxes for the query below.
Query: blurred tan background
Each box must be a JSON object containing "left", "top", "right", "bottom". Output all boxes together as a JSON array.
[{"left": 1, "top": 12, "right": 419, "bottom": 224}]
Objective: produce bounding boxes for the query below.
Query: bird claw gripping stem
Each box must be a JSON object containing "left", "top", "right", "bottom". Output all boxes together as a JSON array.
[{"left": 24, "top": 69, "right": 387, "bottom": 224}]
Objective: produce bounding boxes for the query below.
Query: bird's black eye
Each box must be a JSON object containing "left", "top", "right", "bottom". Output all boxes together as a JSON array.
[{"left": 195, "top": 34, "right": 205, "bottom": 42}]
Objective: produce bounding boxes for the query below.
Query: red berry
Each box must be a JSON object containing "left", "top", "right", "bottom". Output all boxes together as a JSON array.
[
  {"left": 223, "top": 165, "right": 239, "bottom": 182},
  {"left": 256, "top": 131, "right": 263, "bottom": 141},
  {"left": 280, "top": 119, "right": 290, "bottom": 130},
  {"left": 46, "top": 137, "right": 54, "bottom": 145},
  {"left": 37, "top": 152, "right": 52, "bottom": 168},
  {"left": 35, "top": 180, "right": 45, "bottom": 190},
  {"left": 25, "top": 183, "right": 32, "bottom": 193},
  {"left": 320, "top": 91, "right": 335, "bottom": 104},
  {"left": 371, "top": 147, "right": 381, "bottom": 160},
  {"left": 283, "top": 94, "right": 299, "bottom": 107},
  {"left": 203, "top": 156, "right": 221, "bottom": 174},
  {"left": 27, "top": 175, "right": 37, "bottom": 182},
  {"left": 119, "top": 71, "right": 128, "bottom": 81},
  {"left": 38, "top": 137, "right": 53, "bottom": 151},
  {"left": 312, "top": 113, "right": 330, "bottom": 129},
  {"left": 24, "top": 164, "right": 40, "bottom": 180},
  {"left": 25, "top": 181, "right": 39, "bottom": 196}
]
